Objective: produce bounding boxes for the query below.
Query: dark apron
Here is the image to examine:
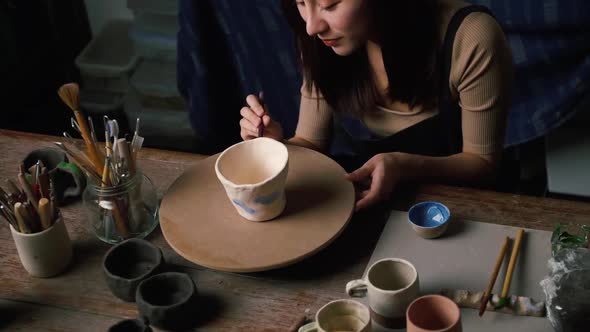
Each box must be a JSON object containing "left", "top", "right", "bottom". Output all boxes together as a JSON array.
[{"left": 331, "top": 5, "right": 494, "bottom": 172}]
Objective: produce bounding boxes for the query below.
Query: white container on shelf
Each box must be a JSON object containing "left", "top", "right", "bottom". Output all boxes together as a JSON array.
[
  {"left": 75, "top": 19, "right": 139, "bottom": 93},
  {"left": 127, "top": 0, "right": 178, "bottom": 15},
  {"left": 129, "top": 13, "right": 177, "bottom": 61},
  {"left": 79, "top": 89, "right": 125, "bottom": 114},
  {"left": 123, "top": 91, "right": 195, "bottom": 151},
  {"left": 130, "top": 60, "right": 185, "bottom": 109}
]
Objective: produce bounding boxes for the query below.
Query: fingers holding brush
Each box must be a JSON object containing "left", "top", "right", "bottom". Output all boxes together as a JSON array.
[{"left": 241, "top": 93, "right": 284, "bottom": 141}]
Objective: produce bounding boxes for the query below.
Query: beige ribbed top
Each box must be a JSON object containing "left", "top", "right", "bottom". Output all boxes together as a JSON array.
[{"left": 294, "top": 0, "right": 513, "bottom": 156}]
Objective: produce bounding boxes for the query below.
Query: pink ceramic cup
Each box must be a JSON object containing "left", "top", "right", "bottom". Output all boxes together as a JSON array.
[{"left": 406, "top": 295, "right": 462, "bottom": 332}]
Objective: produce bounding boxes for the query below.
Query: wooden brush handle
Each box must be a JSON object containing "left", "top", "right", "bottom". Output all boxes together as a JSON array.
[
  {"left": 479, "top": 236, "right": 510, "bottom": 316},
  {"left": 501, "top": 229, "right": 525, "bottom": 298},
  {"left": 111, "top": 199, "right": 130, "bottom": 238},
  {"left": 73, "top": 111, "right": 103, "bottom": 175},
  {"left": 485, "top": 237, "right": 510, "bottom": 295}
]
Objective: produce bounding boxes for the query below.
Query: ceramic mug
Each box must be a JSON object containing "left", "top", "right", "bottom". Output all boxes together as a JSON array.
[
  {"left": 215, "top": 137, "right": 289, "bottom": 222},
  {"left": 298, "top": 299, "right": 371, "bottom": 332},
  {"left": 406, "top": 295, "right": 462, "bottom": 332},
  {"left": 346, "top": 258, "right": 419, "bottom": 329},
  {"left": 10, "top": 216, "right": 72, "bottom": 278}
]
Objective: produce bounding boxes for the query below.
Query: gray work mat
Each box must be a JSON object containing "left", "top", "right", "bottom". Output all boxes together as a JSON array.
[{"left": 361, "top": 210, "right": 553, "bottom": 331}]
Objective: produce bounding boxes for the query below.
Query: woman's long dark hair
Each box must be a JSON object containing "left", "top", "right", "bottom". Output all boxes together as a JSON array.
[{"left": 281, "top": 0, "right": 440, "bottom": 115}]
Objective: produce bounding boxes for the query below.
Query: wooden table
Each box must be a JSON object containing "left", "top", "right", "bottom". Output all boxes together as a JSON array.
[{"left": 1, "top": 129, "right": 588, "bottom": 331}]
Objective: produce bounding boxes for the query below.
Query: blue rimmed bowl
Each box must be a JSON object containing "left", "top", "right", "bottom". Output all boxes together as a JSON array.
[{"left": 408, "top": 201, "right": 451, "bottom": 239}]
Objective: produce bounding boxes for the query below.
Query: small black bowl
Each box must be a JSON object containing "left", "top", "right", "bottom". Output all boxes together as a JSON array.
[
  {"left": 108, "top": 318, "right": 152, "bottom": 332},
  {"left": 103, "top": 238, "right": 164, "bottom": 302},
  {"left": 136, "top": 272, "right": 199, "bottom": 331}
]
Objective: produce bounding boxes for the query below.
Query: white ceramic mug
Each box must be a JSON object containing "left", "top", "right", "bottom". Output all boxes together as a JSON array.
[
  {"left": 346, "top": 258, "right": 419, "bottom": 329},
  {"left": 298, "top": 299, "right": 371, "bottom": 332},
  {"left": 215, "top": 137, "right": 289, "bottom": 222},
  {"left": 10, "top": 216, "right": 73, "bottom": 277}
]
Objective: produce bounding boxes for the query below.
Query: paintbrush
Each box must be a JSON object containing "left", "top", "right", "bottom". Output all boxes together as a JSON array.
[
  {"left": 479, "top": 236, "right": 510, "bottom": 316},
  {"left": 257, "top": 91, "right": 266, "bottom": 138},
  {"left": 54, "top": 142, "right": 102, "bottom": 182},
  {"left": 495, "top": 229, "right": 525, "bottom": 309},
  {"left": 58, "top": 83, "right": 104, "bottom": 175}
]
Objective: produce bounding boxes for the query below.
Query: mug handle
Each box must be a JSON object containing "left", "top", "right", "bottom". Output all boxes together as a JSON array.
[
  {"left": 298, "top": 322, "right": 317, "bottom": 332},
  {"left": 346, "top": 279, "right": 368, "bottom": 297}
]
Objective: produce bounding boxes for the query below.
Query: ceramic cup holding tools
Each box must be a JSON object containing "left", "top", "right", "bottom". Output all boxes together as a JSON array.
[
  {"left": 10, "top": 215, "right": 72, "bottom": 278},
  {"left": 215, "top": 137, "right": 289, "bottom": 222},
  {"left": 346, "top": 258, "right": 420, "bottom": 329},
  {"left": 406, "top": 295, "right": 462, "bottom": 332},
  {"left": 298, "top": 299, "right": 371, "bottom": 332}
]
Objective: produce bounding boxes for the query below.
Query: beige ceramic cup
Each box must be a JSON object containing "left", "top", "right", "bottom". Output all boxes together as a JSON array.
[
  {"left": 346, "top": 258, "right": 419, "bottom": 329},
  {"left": 215, "top": 137, "right": 289, "bottom": 222},
  {"left": 406, "top": 295, "right": 462, "bottom": 332},
  {"left": 298, "top": 299, "right": 371, "bottom": 332},
  {"left": 10, "top": 216, "right": 73, "bottom": 277}
]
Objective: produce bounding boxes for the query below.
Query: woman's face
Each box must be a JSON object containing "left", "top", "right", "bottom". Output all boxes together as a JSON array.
[{"left": 296, "top": 0, "right": 370, "bottom": 56}]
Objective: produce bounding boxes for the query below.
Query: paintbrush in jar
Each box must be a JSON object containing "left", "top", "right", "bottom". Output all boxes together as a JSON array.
[{"left": 58, "top": 83, "right": 104, "bottom": 174}]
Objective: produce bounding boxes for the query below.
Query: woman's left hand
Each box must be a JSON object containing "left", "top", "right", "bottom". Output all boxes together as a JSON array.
[{"left": 345, "top": 153, "right": 402, "bottom": 211}]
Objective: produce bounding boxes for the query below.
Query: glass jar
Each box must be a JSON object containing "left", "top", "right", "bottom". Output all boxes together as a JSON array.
[{"left": 83, "top": 171, "right": 159, "bottom": 244}]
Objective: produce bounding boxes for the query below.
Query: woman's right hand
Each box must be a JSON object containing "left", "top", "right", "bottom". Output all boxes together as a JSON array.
[{"left": 239, "top": 94, "right": 284, "bottom": 141}]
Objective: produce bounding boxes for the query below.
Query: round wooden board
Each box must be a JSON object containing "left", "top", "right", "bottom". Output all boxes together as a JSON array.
[{"left": 159, "top": 145, "right": 355, "bottom": 272}]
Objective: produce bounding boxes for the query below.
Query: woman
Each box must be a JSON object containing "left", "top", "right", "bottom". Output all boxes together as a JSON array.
[{"left": 239, "top": 0, "right": 513, "bottom": 211}]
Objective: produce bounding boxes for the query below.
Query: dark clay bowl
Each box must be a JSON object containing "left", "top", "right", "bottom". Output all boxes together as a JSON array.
[
  {"left": 136, "top": 272, "right": 199, "bottom": 331},
  {"left": 103, "top": 238, "right": 164, "bottom": 302},
  {"left": 108, "top": 318, "right": 152, "bottom": 332}
]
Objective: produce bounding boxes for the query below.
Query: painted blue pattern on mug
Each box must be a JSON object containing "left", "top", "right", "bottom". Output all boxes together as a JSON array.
[
  {"left": 254, "top": 191, "right": 280, "bottom": 205},
  {"left": 232, "top": 199, "right": 256, "bottom": 215}
]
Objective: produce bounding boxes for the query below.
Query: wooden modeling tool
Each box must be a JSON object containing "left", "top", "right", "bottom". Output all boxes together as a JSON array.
[
  {"left": 17, "top": 171, "right": 38, "bottom": 211},
  {"left": 479, "top": 236, "right": 510, "bottom": 316},
  {"left": 117, "top": 138, "right": 135, "bottom": 176},
  {"left": 495, "top": 229, "right": 525, "bottom": 309},
  {"left": 14, "top": 202, "right": 32, "bottom": 234},
  {"left": 257, "top": 91, "right": 265, "bottom": 138},
  {"left": 38, "top": 198, "right": 52, "bottom": 230}
]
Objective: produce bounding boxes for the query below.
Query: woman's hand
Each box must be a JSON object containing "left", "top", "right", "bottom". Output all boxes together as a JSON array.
[
  {"left": 345, "top": 153, "right": 402, "bottom": 211},
  {"left": 239, "top": 94, "right": 284, "bottom": 141}
]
